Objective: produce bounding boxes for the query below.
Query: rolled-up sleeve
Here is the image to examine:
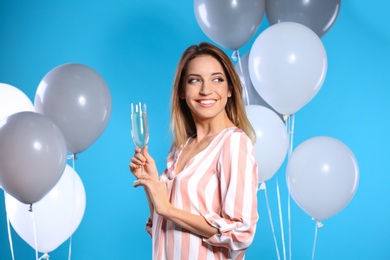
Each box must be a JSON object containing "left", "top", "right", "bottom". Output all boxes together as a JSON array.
[{"left": 202, "top": 132, "right": 259, "bottom": 251}]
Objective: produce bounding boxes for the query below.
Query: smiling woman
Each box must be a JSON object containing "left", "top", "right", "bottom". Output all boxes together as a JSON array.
[
  {"left": 181, "top": 55, "right": 232, "bottom": 125},
  {"left": 129, "top": 42, "right": 259, "bottom": 259},
  {"left": 1, "top": 0, "right": 390, "bottom": 259}
]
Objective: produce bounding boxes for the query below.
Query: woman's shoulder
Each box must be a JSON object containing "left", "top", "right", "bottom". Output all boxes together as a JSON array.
[
  {"left": 225, "top": 127, "right": 250, "bottom": 140},
  {"left": 221, "top": 127, "right": 254, "bottom": 148}
]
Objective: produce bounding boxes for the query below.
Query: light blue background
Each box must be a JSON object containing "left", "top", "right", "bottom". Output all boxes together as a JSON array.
[{"left": 0, "top": 1, "right": 389, "bottom": 259}]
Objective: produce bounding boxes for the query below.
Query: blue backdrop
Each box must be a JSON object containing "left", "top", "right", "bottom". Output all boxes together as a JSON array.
[{"left": 0, "top": 0, "right": 389, "bottom": 259}]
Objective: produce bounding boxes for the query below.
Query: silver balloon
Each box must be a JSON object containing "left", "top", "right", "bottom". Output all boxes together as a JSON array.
[
  {"left": 35, "top": 63, "right": 112, "bottom": 154},
  {"left": 265, "top": 0, "right": 341, "bottom": 37},
  {"left": 0, "top": 112, "right": 67, "bottom": 204},
  {"left": 194, "top": 0, "right": 265, "bottom": 50}
]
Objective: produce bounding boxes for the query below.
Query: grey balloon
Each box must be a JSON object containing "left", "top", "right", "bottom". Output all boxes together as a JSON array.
[
  {"left": 194, "top": 0, "right": 265, "bottom": 50},
  {"left": 35, "top": 63, "right": 112, "bottom": 154},
  {"left": 265, "top": 0, "right": 341, "bottom": 37},
  {"left": 0, "top": 112, "right": 67, "bottom": 204}
]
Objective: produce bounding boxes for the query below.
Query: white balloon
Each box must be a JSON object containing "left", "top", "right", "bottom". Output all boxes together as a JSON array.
[
  {"left": 5, "top": 165, "right": 86, "bottom": 253},
  {"left": 246, "top": 105, "right": 289, "bottom": 182},
  {"left": 248, "top": 22, "right": 327, "bottom": 115},
  {"left": 286, "top": 136, "right": 359, "bottom": 220},
  {"left": 235, "top": 53, "right": 283, "bottom": 121},
  {"left": 0, "top": 83, "right": 34, "bottom": 121}
]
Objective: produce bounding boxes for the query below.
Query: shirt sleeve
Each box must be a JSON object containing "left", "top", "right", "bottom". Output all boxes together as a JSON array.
[{"left": 203, "top": 131, "right": 259, "bottom": 251}]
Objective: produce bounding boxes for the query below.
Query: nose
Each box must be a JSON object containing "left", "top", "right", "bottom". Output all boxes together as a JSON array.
[{"left": 200, "top": 81, "right": 212, "bottom": 95}]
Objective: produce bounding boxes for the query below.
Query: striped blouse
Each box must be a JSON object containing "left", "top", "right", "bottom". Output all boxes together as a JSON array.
[{"left": 146, "top": 127, "right": 259, "bottom": 260}]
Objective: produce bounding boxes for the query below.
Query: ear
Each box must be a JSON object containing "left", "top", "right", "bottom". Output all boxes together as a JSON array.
[{"left": 228, "top": 89, "right": 232, "bottom": 98}]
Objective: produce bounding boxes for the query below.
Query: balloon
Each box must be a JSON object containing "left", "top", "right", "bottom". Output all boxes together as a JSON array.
[
  {"left": 5, "top": 165, "right": 86, "bottom": 253},
  {"left": 235, "top": 53, "right": 282, "bottom": 120},
  {"left": 34, "top": 63, "right": 112, "bottom": 154},
  {"left": 265, "top": 0, "right": 341, "bottom": 38},
  {"left": 0, "top": 112, "right": 67, "bottom": 204},
  {"left": 286, "top": 136, "right": 359, "bottom": 220},
  {"left": 249, "top": 22, "right": 327, "bottom": 115},
  {"left": 194, "top": 0, "right": 265, "bottom": 50},
  {"left": 246, "top": 105, "right": 289, "bottom": 182},
  {"left": 0, "top": 83, "right": 34, "bottom": 121}
]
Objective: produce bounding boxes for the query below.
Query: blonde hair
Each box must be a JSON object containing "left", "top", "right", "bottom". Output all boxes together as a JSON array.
[{"left": 170, "top": 42, "right": 255, "bottom": 147}]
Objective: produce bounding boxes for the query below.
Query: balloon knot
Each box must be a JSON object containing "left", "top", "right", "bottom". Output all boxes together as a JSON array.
[
  {"left": 316, "top": 220, "right": 324, "bottom": 228},
  {"left": 258, "top": 182, "right": 266, "bottom": 190},
  {"left": 231, "top": 50, "right": 239, "bottom": 61},
  {"left": 28, "top": 204, "right": 33, "bottom": 212},
  {"left": 38, "top": 252, "right": 50, "bottom": 260},
  {"left": 67, "top": 153, "right": 78, "bottom": 160}
]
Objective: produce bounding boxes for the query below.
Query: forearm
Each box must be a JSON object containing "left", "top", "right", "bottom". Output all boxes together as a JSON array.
[
  {"left": 162, "top": 206, "right": 218, "bottom": 239},
  {"left": 145, "top": 189, "right": 154, "bottom": 219}
]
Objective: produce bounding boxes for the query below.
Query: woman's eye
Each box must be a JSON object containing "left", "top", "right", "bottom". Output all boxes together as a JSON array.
[
  {"left": 213, "top": 77, "right": 224, "bottom": 82},
  {"left": 188, "top": 78, "right": 200, "bottom": 84}
]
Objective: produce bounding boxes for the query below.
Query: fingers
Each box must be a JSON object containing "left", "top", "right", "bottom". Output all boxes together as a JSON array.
[
  {"left": 129, "top": 162, "right": 142, "bottom": 171},
  {"left": 129, "top": 149, "right": 146, "bottom": 173},
  {"left": 133, "top": 174, "right": 151, "bottom": 187},
  {"left": 142, "top": 146, "right": 155, "bottom": 164}
]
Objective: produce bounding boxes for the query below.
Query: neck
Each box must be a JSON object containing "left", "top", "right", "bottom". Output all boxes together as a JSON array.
[{"left": 193, "top": 117, "right": 235, "bottom": 143}]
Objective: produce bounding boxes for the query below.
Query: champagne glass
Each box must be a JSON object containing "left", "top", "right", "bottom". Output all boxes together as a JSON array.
[
  {"left": 131, "top": 102, "right": 149, "bottom": 175},
  {"left": 131, "top": 102, "right": 149, "bottom": 149}
]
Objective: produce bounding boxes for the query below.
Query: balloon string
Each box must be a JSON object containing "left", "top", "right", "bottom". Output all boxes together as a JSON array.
[
  {"left": 276, "top": 176, "right": 286, "bottom": 260},
  {"left": 29, "top": 205, "right": 39, "bottom": 260},
  {"left": 260, "top": 182, "right": 281, "bottom": 260},
  {"left": 67, "top": 157, "right": 77, "bottom": 260},
  {"left": 311, "top": 220, "right": 323, "bottom": 260},
  {"left": 68, "top": 236, "right": 73, "bottom": 260},
  {"left": 288, "top": 114, "right": 295, "bottom": 159},
  {"left": 4, "top": 191, "right": 15, "bottom": 260},
  {"left": 286, "top": 114, "right": 295, "bottom": 260},
  {"left": 234, "top": 49, "right": 250, "bottom": 106},
  {"left": 287, "top": 193, "right": 292, "bottom": 260}
]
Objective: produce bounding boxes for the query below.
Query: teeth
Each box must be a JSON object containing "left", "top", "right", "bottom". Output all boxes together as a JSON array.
[{"left": 200, "top": 100, "right": 215, "bottom": 105}]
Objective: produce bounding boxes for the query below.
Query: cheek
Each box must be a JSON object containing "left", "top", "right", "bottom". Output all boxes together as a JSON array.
[{"left": 216, "top": 87, "right": 231, "bottom": 98}]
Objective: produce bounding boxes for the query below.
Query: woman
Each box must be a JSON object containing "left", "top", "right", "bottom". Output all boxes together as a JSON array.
[{"left": 129, "top": 42, "right": 259, "bottom": 259}]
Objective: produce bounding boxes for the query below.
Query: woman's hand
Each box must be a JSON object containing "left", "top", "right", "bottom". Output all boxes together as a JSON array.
[
  {"left": 133, "top": 174, "right": 172, "bottom": 217},
  {"left": 129, "top": 146, "right": 159, "bottom": 180},
  {"left": 129, "top": 146, "right": 172, "bottom": 216}
]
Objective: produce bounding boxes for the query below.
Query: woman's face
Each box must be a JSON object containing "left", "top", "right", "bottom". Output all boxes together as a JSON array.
[{"left": 181, "top": 55, "right": 231, "bottom": 123}]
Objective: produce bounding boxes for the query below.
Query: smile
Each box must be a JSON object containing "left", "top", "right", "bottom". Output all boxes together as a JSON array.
[{"left": 198, "top": 99, "right": 216, "bottom": 105}]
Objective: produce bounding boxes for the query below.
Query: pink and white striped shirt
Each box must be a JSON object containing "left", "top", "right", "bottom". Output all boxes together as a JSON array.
[{"left": 146, "top": 127, "right": 259, "bottom": 260}]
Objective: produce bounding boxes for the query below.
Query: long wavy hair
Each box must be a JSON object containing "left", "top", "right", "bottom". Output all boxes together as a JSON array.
[{"left": 170, "top": 42, "right": 255, "bottom": 147}]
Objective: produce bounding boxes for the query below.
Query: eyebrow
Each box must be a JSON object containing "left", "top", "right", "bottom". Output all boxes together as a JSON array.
[{"left": 187, "top": 72, "right": 225, "bottom": 77}]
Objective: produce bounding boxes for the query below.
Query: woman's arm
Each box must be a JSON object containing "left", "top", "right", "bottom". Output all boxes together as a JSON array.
[
  {"left": 202, "top": 131, "right": 259, "bottom": 250},
  {"left": 134, "top": 173, "right": 219, "bottom": 238},
  {"left": 129, "top": 146, "right": 159, "bottom": 220}
]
